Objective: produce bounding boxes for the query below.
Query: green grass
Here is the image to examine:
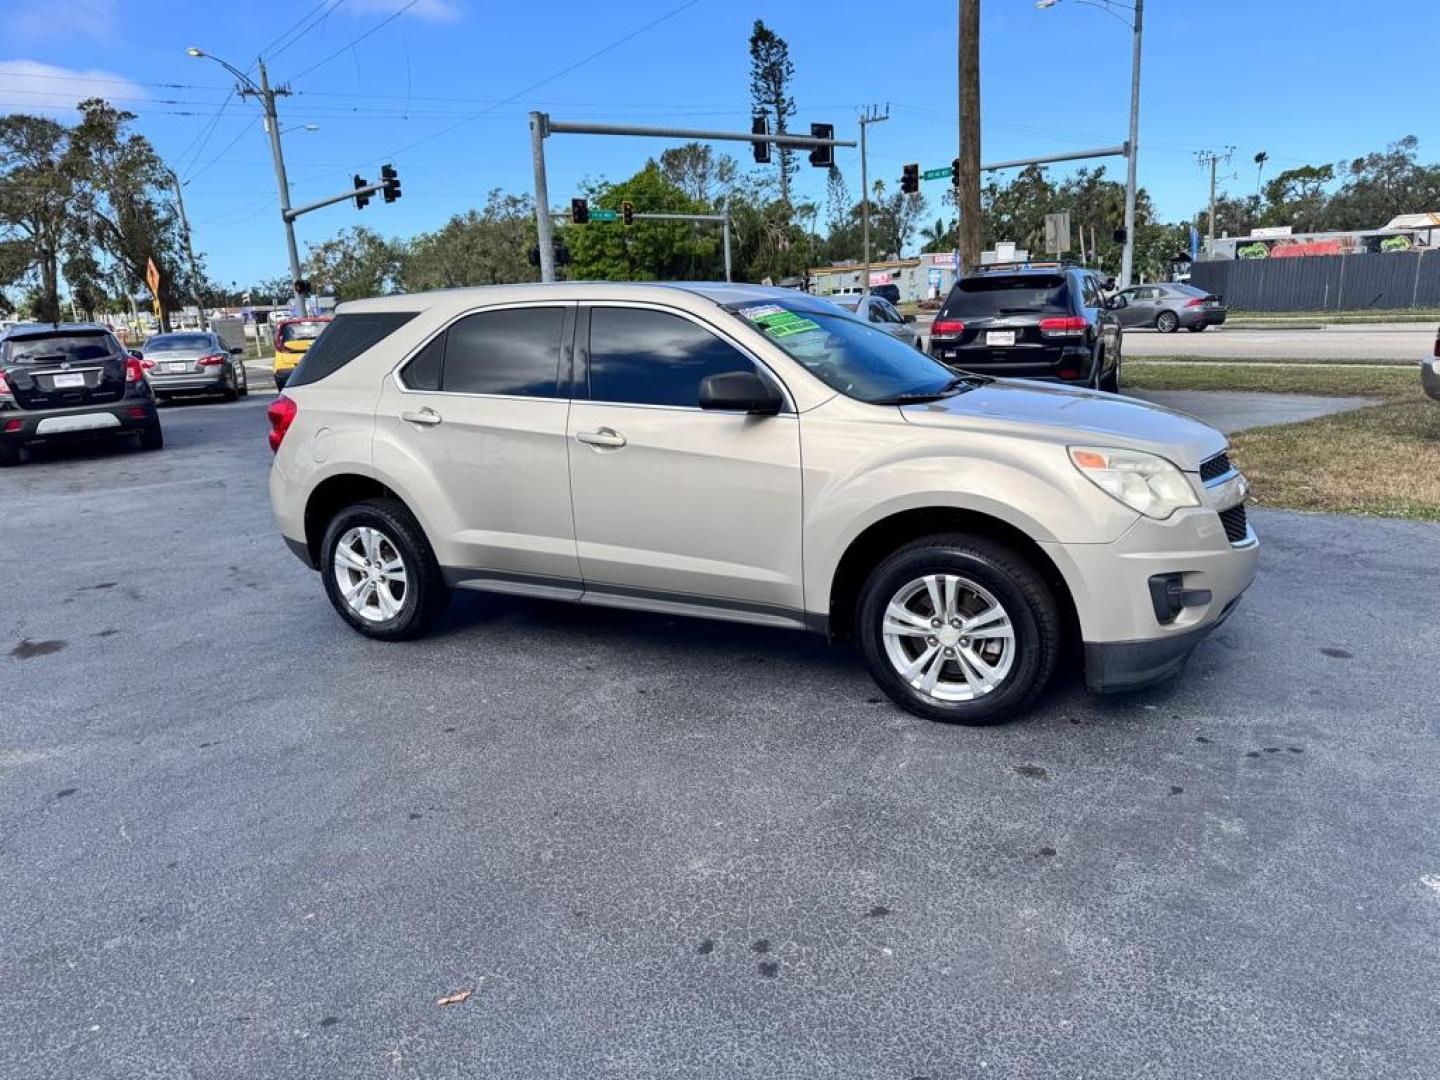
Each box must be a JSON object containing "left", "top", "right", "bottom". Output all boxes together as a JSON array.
[
  {"left": 1229, "top": 307, "right": 1440, "bottom": 325},
  {"left": 1125, "top": 362, "right": 1416, "bottom": 396},
  {"left": 1126, "top": 361, "right": 1440, "bottom": 521}
]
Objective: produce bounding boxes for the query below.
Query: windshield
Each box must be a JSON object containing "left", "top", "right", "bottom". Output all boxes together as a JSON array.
[
  {"left": 145, "top": 334, "right": 213, "bottom": 353},
  {"left": 726, "top": 302, "right": 967, "bottom": 404},
  {"left": 942, "top": 275, "right": 1070, "bottom": 318},
  {"left": 2, "top": 332, "right": 120, "bottom": 366},
  {"left": 281, "top": 320, "right": 327, "bottom": 341}
]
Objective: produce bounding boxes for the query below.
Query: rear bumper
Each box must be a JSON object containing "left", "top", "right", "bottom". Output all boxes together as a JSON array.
[
  {"left": 929, "top": 341, "right": 1094, "bottom": 381},
  {"left": 148, "top": 370, "right": 228, "bottom": 393},
  {"left": 1422, "top": 358, "right": 1440, "bottom": 401},
  {"left": 0, "top": 399, "right": 158, "bottom": 445}
]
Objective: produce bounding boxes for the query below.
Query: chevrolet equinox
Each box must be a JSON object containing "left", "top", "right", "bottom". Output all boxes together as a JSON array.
[{"left": 268, "top": 283, "right": 1257, "bottom": 724}]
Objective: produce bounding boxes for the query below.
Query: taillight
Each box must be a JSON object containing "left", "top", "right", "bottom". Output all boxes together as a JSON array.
[
  {"left": 125, "top": 357, "right": 146, "bottom": 383},
  {"left": 931, "top": 319, "right": 966, "bottom": 336},
  {"left": 0, "top": 371, "right": 10, "bottom": 396},
  {"left": 267, "top": 394, "right": 297, "bottom": 453},
  {"left": 1039, "top": 316, "right": 1088, "bottom": 336},
  {"left": 197, "top": 353, "right": 227, "bottom": 367},
  {"left": 1185, "top": 297, "right": 1206, "bottom": 308}
]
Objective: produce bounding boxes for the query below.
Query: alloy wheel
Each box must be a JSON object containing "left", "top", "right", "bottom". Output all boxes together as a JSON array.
[
  {"left": 881, "top": 573, "right": 1016, "bottom": 702},
  {"left": 332, "top": 526, "right": 409, "bottom": 623}
]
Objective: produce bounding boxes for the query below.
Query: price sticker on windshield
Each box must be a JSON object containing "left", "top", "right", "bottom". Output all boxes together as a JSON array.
[{"left": 742, "top": 307, "right": 821, "bottom": 338}]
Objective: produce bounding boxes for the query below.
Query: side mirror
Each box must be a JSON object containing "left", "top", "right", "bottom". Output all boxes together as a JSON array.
[
  {"left": 230, "top": 346, "right": 245, "bottom": 355},
  {"left": 129, "top": 349, "right": 143, "bottom": 360},
  {"left": 699, "top": 370, "right": 784, "bottom": 415},
  {"left": 903, "top": 313, "right": 916, "bottom": 323},
  {"left": 1106, "top": 294, "right": 1128, "bottom": 310}
]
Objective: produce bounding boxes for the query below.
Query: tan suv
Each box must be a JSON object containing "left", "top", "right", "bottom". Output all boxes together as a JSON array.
[{"left": 267, "top": 283, "right": 1257, "bottom": 724}]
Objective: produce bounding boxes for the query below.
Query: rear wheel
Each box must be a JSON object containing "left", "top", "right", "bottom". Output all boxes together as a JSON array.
[
  {"left": 237, "top": 363, "right": 249, "bottom": 396},
  {"left": 0, "top": 443, "right": 21, "bottom": 468},
  {"left": 274, "top": 372, "right": 289, "bottom": 391},
  {"left": 1186, "top": 324, "right": 1208, "bottom": 333},
  {"left": 857, "top": 534, "right": 1060, "bottom": 724},
  {"left": 221, "top": 367, "right": 239, "bottom": 402},
  {"left": 138, "top": 424, "right": 163, "bottom": 451},
  {"left": 320, "top": 498, "right": 449, "bottom": 641},
  {"left": 1100, "top": 355, "right": 1121, "bottom": 393},
  {"left": 1155, "top": 310, "right": 1179, "bottom": 334}
]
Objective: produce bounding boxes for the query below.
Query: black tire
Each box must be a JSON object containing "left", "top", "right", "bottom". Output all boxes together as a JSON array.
[
  {"left": 320, "top": 498, "right": 449, "bottom": 641},
  {"left": 273, "top": 372, "right": 289, "bottom": 391},
  {"left": 1100, "top": 355, "right": 1121, "bottom": 393},
  {"left": 237, "top": 364, "right": 250, "bottom": 397},
  {"left": 138, "top": 424, "right": 163, "bottom": 451},
  {"left": 0, "top": 443, "right": 21, "bottom": 468},
  {"left": 857, "top": 533, "right": 1060, "bottom": 725},
  {"left": 1186, "top": 324, "right": 1208, "bottom": 333},
  {"left": 1155, "top": 310, "right": 1179, "bottom": 334},
  {"left": 221, "top": 367, "right": 239, "bottom": 402}
]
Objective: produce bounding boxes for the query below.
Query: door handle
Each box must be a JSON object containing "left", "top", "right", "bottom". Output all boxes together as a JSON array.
[
  {"left": 401, "top": 407, "right": 442, "bottom": 426},
  {"left": 576, "top": 427, "right": 626, "bottom": 449}
]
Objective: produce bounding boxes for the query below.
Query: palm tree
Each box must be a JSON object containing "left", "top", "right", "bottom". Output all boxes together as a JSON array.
[{"left": 920, "top": 217, "right": 953, "bottom": 252}]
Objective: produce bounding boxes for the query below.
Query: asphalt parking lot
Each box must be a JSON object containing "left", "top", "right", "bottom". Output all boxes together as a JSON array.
[{"left": 4, "top": 387, "right": 1439, "bottom": 1079}]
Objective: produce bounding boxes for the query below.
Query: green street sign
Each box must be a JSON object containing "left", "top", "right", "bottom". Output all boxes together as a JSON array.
[
  {"left": 590, "top": 209, "right": 619, "bottom": 222},
  {"left": 922, "top": 167, "right": 951, "bottom": 181}
]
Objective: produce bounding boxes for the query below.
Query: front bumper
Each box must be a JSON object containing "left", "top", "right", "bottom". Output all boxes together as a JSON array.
[
  {"left": 1041, "top": 503, "right": 1259, "bottom": 692},
  {"left": 1422, "top": 357, "right": 1440, "bottom": 401},
  {"left": 1, "top": 399, "right": 158, "bottom": 446}
]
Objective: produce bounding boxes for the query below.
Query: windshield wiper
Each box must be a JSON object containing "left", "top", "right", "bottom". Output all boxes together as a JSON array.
[{"left": 872, "top": 374, "right": 990, "bottom": 405}]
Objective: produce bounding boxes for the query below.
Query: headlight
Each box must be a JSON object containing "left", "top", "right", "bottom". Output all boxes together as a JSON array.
[{"left": 1069, "top": 446, "right": 1199, "bottom": 519}]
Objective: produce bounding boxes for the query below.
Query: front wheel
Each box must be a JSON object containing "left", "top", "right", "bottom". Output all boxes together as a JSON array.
[
  {"left": 857, "top": 534, "right": 1060, "bottom": 724},
  {"left": 320, "top": 498, "right": 450, "bottom": 641},
  {"left": 1155, "top": 310, "right": 1179, "bottom": 334}
]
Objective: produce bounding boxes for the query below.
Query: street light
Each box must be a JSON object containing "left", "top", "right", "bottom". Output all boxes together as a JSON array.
[
  {"left": 1036, "top": 0, "right": 1143, "bottom": 287},
  {"left": 186, "top": 46, "right": 309, "bottom": 315},
  {"left": 281, "top": 123, "right": 320, "bottom": 136}
]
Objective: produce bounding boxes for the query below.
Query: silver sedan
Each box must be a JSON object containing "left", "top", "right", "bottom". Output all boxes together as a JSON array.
[
  {"left": 832, "top": 294, "right": 923, "bottom": 349},
  {"left": 140, "top": 332, "right": 249, "bottom": 402}
]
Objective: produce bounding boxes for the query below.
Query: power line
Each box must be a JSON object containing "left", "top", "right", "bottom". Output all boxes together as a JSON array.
[
  {"left": 287, "top": 0, "right": 418, "bottom": 83},
  {"left": 259, "top": 0, "right": 344, "bottom": 60},
  {"left": 367, "top": 0, "right": 704, "bottom": 166}
]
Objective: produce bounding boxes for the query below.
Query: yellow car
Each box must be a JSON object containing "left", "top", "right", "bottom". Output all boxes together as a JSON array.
[{"left": 271, "top": 316, "right": 331, "bottom": 388}]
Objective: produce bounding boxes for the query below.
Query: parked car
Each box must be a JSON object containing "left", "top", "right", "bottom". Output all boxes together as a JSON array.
[
  {"left": 267, "top": 283, "right": 1256, "bottom": 725},
  {"left": 1114, "top": 282, "right": 1227, "bottom": 333},
  {"left": 928, "top": 265, "right": 1124, "bottom": 391},
  {"left": 272, "top": 316, "right": 331, "bottom": 389},
  {"left": 140, "top": 331, "right": 249, "bottom": 402},
  {"left": 834, "top": 283, "right": 902, "bottom": 305},
  {"left": 1423, "top": 326, "right": 1440, "bottom": 401},
  {"left": 0, "top": 322, "right": 162, "bottom": 466},
  {"left": 833, "top": 294, "right": 923, "bottom": 349}
]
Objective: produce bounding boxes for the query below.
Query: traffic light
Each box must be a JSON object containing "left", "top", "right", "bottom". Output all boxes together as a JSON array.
[
  {"left": 900, "top": 162, "right": 920, "bottom": 195},
  {"left": 950, "top": 157, "right": 961, "bottom": 188},
  {"left": 621, "top": 200, "right": 634, "bottom": 226},
  {"left": 808, "top": 122, "right": 834, "bottom": 168},
  {"left": 751, "top": 114, "right": 770, "bottom": 164},
  {"left": 381, "top": 163, "right": 400, "bottom": 203},
  {"left": 354, "top": 174, "right": 370, "bottom": 210},
  {"left": 571, "top": 197, "right": 589, "bottom": 224}
]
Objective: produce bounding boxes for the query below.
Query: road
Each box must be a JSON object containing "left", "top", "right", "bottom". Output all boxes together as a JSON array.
[
  {"left": 3, "top": 389, "right": 1439, "bottom": 1079},
  {"left": 912, "top": 315, "right": 1431, "bottom": 361}
]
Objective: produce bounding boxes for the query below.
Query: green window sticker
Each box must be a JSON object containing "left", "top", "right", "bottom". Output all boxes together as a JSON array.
[{"left": 748, "top": 309, "right": 822, "bottom": 338}]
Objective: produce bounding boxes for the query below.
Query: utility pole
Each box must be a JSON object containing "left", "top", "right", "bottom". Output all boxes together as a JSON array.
[
  {"left": 246, "top": 60, "right": 304, "bottom": 317},
  {"left": 858, "top": 105, "right": 888, "bottom": 297},
  {"left": 169, "top": 170, "right": 207, "bottom": 331},
  {"left": 1120, "top": 0, "right": 1143, "bottom": 288},
  {"left": 957, "top": 0, "right": 982, "bottom": 274},
  {"left": 1196, "top": 147, "right": 1235, "bottom": 246}
]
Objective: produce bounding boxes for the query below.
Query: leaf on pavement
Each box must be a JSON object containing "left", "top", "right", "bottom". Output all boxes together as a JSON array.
[{"left": 435, "top": 989, "right": 472, "bottom": 1007}]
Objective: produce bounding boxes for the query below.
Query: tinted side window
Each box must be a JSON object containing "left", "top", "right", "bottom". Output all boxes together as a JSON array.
[
  {"left": 441, "top": 307, "right": 564, "bottom": 397},
  {"left": 1080, "top": 275, "right": 1101, "bottom": 308},
  {"left": 589, "top": 307, "right": 756, "bottom": 408},
  {"left": 402, "top": 332, "right": 445, "bottom": 391},
  {"left": 288, "top": 312, "right": 418, "bottom": 387}
]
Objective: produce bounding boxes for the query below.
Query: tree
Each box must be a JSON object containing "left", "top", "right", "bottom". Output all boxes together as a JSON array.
[
  {"left": 567, "top": 163, "right": 718, "bottom": 281},
  {"left": 658, "top": 143, "right": 737, "bottom": 208},
  {"left": 919, "top": 216, "right": 954, "bottom": 252},
  {"left": 1259, "top": 163, "right": 1334, "bottom": 231},
  {"left": 748, "top": 19, "right": 797, "bottom": 207},
  {"left": 401, "top": 190, "right": 537, "bottom": 290},
  {"left": 867, "top": 181, "right": 927, "bottom": 260},
  {"left": 0, "top": 114, "right": 74, "bottom": 323},
  {"left": 305, "top": 226, "right": 402, "bottom": 301},
  {"left": 1324, "top": 136, "right": 1440, "bottom": 230},
  {"left": 824, "top": 166, "right": 851, "bottom": 234}
]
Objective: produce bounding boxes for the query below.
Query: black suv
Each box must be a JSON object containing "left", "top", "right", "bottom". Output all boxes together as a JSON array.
[
  {"left": 0, "top": 323, "right": 163, "bottom": 466},
  {"left": 927, "top": 265, "right": 1124, "bottom": 391}
]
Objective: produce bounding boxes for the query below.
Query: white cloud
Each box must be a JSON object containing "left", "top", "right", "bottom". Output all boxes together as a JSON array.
[
  {"left": 5, "top": 0, "right": 117, "bottom": 42},
  {"left": 345, "top": 0, "right": 462, "bottom": 23},
  {"left": 0, "top": 60, "right": 145, "bottom": 116}
]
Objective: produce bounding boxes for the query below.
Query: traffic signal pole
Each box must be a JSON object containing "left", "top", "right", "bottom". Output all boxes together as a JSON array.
[{"left": 528, "top": 112, "right": 854, "bottom": 284}]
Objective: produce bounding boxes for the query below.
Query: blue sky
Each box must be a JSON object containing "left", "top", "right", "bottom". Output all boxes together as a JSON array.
[{"left": 5, "top": 0, "right": 1439, "bottom": 287}]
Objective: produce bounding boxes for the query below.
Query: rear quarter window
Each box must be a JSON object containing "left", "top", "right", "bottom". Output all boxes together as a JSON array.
[{"left": 286, "top": 312, "right": 418, "bottom": 388}]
